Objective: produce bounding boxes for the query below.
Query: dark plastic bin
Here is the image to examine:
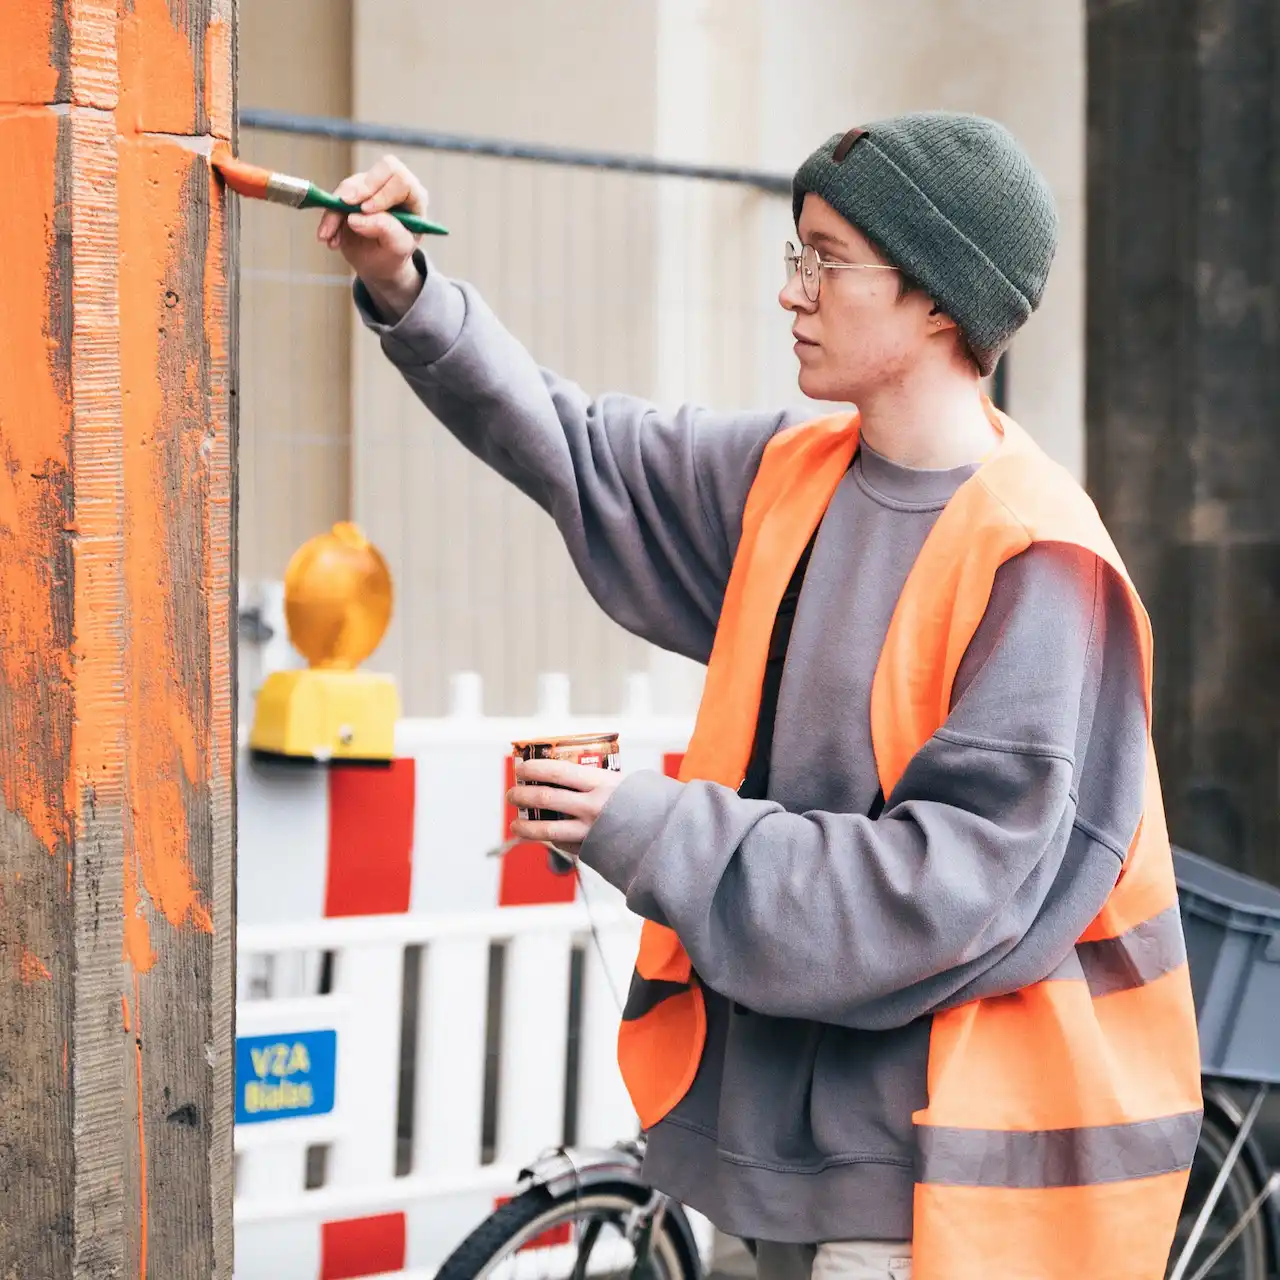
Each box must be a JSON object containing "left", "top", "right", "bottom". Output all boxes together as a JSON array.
[{"left": 1174, "top": 845, "right": 1280, "bottom": 1084}]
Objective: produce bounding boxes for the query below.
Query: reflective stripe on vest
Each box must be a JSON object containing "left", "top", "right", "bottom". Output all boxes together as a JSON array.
[
  {"left": 615, "top": 404, "right": 1202, "bottom": 1279},
  {"left": 1049, "top": 900, "right": 1188, "bottom": 997},
  {"left": 918, "top": 1109, "right": 1202, "bottom": 1188}
]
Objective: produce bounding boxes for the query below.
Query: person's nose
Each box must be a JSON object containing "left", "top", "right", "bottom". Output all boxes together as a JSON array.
[{"left": 779, "top": 271, "right": 815, "bottom": 314}]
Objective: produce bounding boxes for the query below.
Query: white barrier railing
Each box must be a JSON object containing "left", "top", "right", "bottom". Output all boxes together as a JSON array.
[{"left": 234, "top": 673, "right": 697, "bottom": 1279}]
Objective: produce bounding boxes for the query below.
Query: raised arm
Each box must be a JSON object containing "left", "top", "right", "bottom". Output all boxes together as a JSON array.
[{"left": 324, "top": 156, "right": 793, "bottom": 661}]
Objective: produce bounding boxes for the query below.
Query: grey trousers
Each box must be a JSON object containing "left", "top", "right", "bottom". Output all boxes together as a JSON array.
[{"left": 754, "top": 1239, "right": 913, "bottom": 1280}]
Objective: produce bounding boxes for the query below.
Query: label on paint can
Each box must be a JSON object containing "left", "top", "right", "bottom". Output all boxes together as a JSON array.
[{"left": 511, "top": 732, "right": 620, "bottom": 823}]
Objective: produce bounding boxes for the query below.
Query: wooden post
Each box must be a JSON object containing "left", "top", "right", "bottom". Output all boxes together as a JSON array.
[
  {"left": 1087, "top": 0, "right": 1280, "bottom": 883},
  {"left": 0, "top": 1, "right": 237, "bottom": 1275}
]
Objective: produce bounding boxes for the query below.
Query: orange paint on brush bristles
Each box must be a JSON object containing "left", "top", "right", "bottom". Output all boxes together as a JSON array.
[{"left": 209, "top": 146, "right": 270, "bottom": 200}]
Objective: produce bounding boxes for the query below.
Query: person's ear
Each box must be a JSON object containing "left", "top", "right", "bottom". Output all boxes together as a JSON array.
[{"left": 927, "top": 302, "right": 959, "bottom": 335}]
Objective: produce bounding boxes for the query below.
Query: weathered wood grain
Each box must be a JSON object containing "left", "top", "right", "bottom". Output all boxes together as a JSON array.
[{"left": 0, "top": 0, "right": 236, "bottom": 1275}]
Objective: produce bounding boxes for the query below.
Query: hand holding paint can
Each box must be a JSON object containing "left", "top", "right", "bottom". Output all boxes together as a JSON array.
[
  {"left": 511, "top": 732, "right": 621, "bottom": 823},
  {"left": 509, "top": 733, "right": 622, "bottom": 875}
]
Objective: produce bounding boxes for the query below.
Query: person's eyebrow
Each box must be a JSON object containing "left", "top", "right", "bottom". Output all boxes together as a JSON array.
[{"left": 806, "top": 229, "right": 852, "bottom": 255}]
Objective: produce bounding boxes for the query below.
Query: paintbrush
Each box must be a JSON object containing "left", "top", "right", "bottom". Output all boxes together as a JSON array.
[{"left": 211, "top": 147, "right": 449, "bottom": 236}]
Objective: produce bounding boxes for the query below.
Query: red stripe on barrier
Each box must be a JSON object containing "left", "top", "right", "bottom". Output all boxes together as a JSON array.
[
  {"left": 320, "top": 1210, "right": 406, "bottom": 1279},
  {"left": 325, "top": 758, "right": 415, "bottom": 917},
  {"left": 498, "top": 756, "right": 577, "bottom": 908},
  {"left": 663, "top": 752, "right": 685, "bottom": 779},
  {"left": 494, "top": 1195, "right": 573, "bottom": 1249}
]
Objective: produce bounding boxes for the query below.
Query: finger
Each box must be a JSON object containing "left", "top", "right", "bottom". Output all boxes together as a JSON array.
[
  {"left": 335, "top": 159, "right": 392, "bottom": 206},
  {"left": 360, "top": 171, "right": 414, "bottom": 216},
  {"left": 388, "top": 156, "right": 429, "bottom": 213},
  {"left": 507, "top": 784, "right": 593, "bottom": 818},
  {"left": 339, "top": 156, "right": 399, "bottom": 212},
  {"left": 361, "top": 156, "right": 427, "bottom": 216},
  {"left": 345, "top": 211, "right": 415, "bottom": 256},
  {"left": 331, "top": 175, "right": 363, "bottom": 205},
  {"left": 510, "top": 818, "right": 589, "bottom": 846},
  {"left": 514, "top": 759, "right": 606, "bottom": 790},
  {"left": 316, "top": 210, "right": 344, "bottom": 242}
]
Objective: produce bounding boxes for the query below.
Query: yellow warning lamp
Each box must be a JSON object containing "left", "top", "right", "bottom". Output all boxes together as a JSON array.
[{"left": 249, "top": 522, "right": 401, "bottom": 763}]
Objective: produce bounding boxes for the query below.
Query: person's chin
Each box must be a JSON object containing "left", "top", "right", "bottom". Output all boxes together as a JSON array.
[{"left": 796, "top": 364, "right": 837, "bottom": 401}]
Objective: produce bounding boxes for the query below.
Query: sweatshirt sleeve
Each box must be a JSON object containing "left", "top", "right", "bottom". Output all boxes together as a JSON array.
[
  {"left": 578, "top": 542, "right": 1149, "bottom": 1030},
  {"left": 354, "top": 254, "right": 793, "bottom": 662}
]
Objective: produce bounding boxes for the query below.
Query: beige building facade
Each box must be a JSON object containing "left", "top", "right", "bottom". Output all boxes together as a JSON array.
[{"left": 238, "top": 0, "right": 1085, "bottom": 721}]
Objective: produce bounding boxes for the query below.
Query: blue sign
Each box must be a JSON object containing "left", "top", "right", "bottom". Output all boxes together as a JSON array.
[{"left": 235, "top": 1029, "right": 336, "bottom": 1125}]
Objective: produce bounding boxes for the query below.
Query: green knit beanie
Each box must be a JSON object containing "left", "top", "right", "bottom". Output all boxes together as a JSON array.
[{"left": 792, "top": 111, "right": 1058, "bottom": 375}]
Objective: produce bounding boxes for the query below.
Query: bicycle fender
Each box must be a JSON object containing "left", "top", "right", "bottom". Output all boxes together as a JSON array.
[
  {"left": 518, "top": 1145, "right": 645, "bottom": 1198},
  {"left": 517, "top": 1144, "right": 705, "bottom": 1277}
]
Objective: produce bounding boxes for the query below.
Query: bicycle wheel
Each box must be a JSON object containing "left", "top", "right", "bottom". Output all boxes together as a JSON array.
[
  {"left": 436, "top": 1182, "right": 699, "bottom": 1280},
  {"left": 1168, "top": 1109, "right": 1270, "bottom": 1280}
]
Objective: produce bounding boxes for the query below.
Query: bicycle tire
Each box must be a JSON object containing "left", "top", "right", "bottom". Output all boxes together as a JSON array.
[
  {"left": 1168, "top": 1108, "right": 1270, "bottom": 1280},
  {"left": 436, "top": 1182, "right": 699, "bottom": 1280}
]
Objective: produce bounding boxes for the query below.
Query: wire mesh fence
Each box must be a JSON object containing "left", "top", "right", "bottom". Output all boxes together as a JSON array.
[{"left": 237, "top": 115, "right": 799, "bottom": 719}]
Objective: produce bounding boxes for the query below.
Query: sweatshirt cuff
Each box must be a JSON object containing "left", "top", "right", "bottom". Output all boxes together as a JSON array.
[
  {"left": 352, "top": 249, "right": 467, "bottom": 366},
  {"left": 579, "top": 770, "right": 683, "bottom": 896}
]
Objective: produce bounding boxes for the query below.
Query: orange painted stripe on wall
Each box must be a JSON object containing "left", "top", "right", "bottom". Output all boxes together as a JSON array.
[
  {"left": 0, "top": 0, "right": 60, "bottom": 105},
  {"left": 0, "top": 108, "right": 74, "bottom": 860}
]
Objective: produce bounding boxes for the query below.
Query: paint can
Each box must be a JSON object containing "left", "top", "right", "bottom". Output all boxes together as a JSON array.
[{"left": 511, "top": 732, "right": 621, "bottom": 823}]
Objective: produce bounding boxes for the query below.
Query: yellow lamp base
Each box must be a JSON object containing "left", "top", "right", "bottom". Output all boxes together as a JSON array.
[{"left": 249, "top": 668, "right": 401, "bottom": 763}]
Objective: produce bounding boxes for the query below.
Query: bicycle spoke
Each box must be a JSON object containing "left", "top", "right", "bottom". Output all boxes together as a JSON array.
[
  {"left": 571, "top": 1218, "right": 605, "bottom": 1280},
  {"left": 1187, "top": 1173, "right": 1280, "bottom": 1280}
]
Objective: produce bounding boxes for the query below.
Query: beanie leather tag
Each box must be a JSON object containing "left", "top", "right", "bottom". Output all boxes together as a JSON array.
[{"left": 833, "top": 127, "right": 869, "bottom": 162}]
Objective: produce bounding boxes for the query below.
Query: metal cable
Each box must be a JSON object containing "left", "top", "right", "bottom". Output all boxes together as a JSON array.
[{"left": 241, "top": 107, "right": 793, "bottom": 197}]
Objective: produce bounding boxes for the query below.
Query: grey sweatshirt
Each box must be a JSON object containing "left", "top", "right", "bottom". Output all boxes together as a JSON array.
[{"left": 356, "top": 255, "right": 1149, "bottom": 1245}]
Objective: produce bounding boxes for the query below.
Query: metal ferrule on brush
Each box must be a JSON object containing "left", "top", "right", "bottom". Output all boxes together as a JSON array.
[{"left": 264, "top": 173, "right": 311, "bottom": 208}]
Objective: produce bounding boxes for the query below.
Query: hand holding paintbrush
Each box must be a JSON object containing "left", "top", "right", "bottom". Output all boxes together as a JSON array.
[
  {"left": 213, "top": 148, "right": 442, "bottom": 324},
  {"left": 212, "top": 146, "right": 447, "bottom": 237},
  {"left": 311, "top": 155, "right": 439, "bottom": 323}
]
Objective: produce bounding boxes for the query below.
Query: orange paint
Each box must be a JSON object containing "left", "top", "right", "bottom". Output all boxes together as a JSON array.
[
  {"left": 0, "top": 0, "right": 59, "bottom": 106},
  {"left": 204, "top": 21, "right": 232, "bottom": 140},
  {"left": 116, "top": 0, "right": 196, "bottom": 135},
  {"left": 117, "top": 136, "right": 215, "bottom": 972},
  {"left": 123, "top": 855, "right": 156, "bottom": 973},
  {"left": 0, "top": 110, "right": 74, "bottom": 859},
  {"left": 19, "top": 947, "right": 52, "bottom": 982},
  {"left": 5, "top": 6, "right": 230, "bottom": 1271}
]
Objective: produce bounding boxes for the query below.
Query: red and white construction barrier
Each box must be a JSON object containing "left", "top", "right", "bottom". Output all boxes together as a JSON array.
[{"left": 234, "top": 673, "right": 695, "bottom": 1279}]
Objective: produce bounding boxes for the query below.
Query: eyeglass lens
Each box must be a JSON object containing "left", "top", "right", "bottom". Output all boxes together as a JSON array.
[{"left": 783, "top": 241, "right": 820, "bottom": 302}]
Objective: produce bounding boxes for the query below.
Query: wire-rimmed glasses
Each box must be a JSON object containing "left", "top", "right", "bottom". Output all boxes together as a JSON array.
[{"left": 784, "top": 241, "right": 900, "bottom": 303}]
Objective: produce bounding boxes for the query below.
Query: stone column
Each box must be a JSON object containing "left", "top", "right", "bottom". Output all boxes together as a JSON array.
[{"left": 1087, "top": 0, "right": 1280, "bottom": 882}]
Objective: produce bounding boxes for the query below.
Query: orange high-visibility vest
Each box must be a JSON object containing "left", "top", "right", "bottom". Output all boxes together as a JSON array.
[{"left": 617, "top": 405, "right": 1202, "bottom": 1279}]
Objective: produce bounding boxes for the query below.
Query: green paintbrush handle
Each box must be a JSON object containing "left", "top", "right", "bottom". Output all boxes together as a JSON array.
[{"left": 305, "top": 184, "right": 449, "bottom": 236}]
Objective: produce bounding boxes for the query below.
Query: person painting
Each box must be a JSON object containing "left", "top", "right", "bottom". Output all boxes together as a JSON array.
[{"left": 321, "top": 111, "right": 1201, "bottom": 1280}]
